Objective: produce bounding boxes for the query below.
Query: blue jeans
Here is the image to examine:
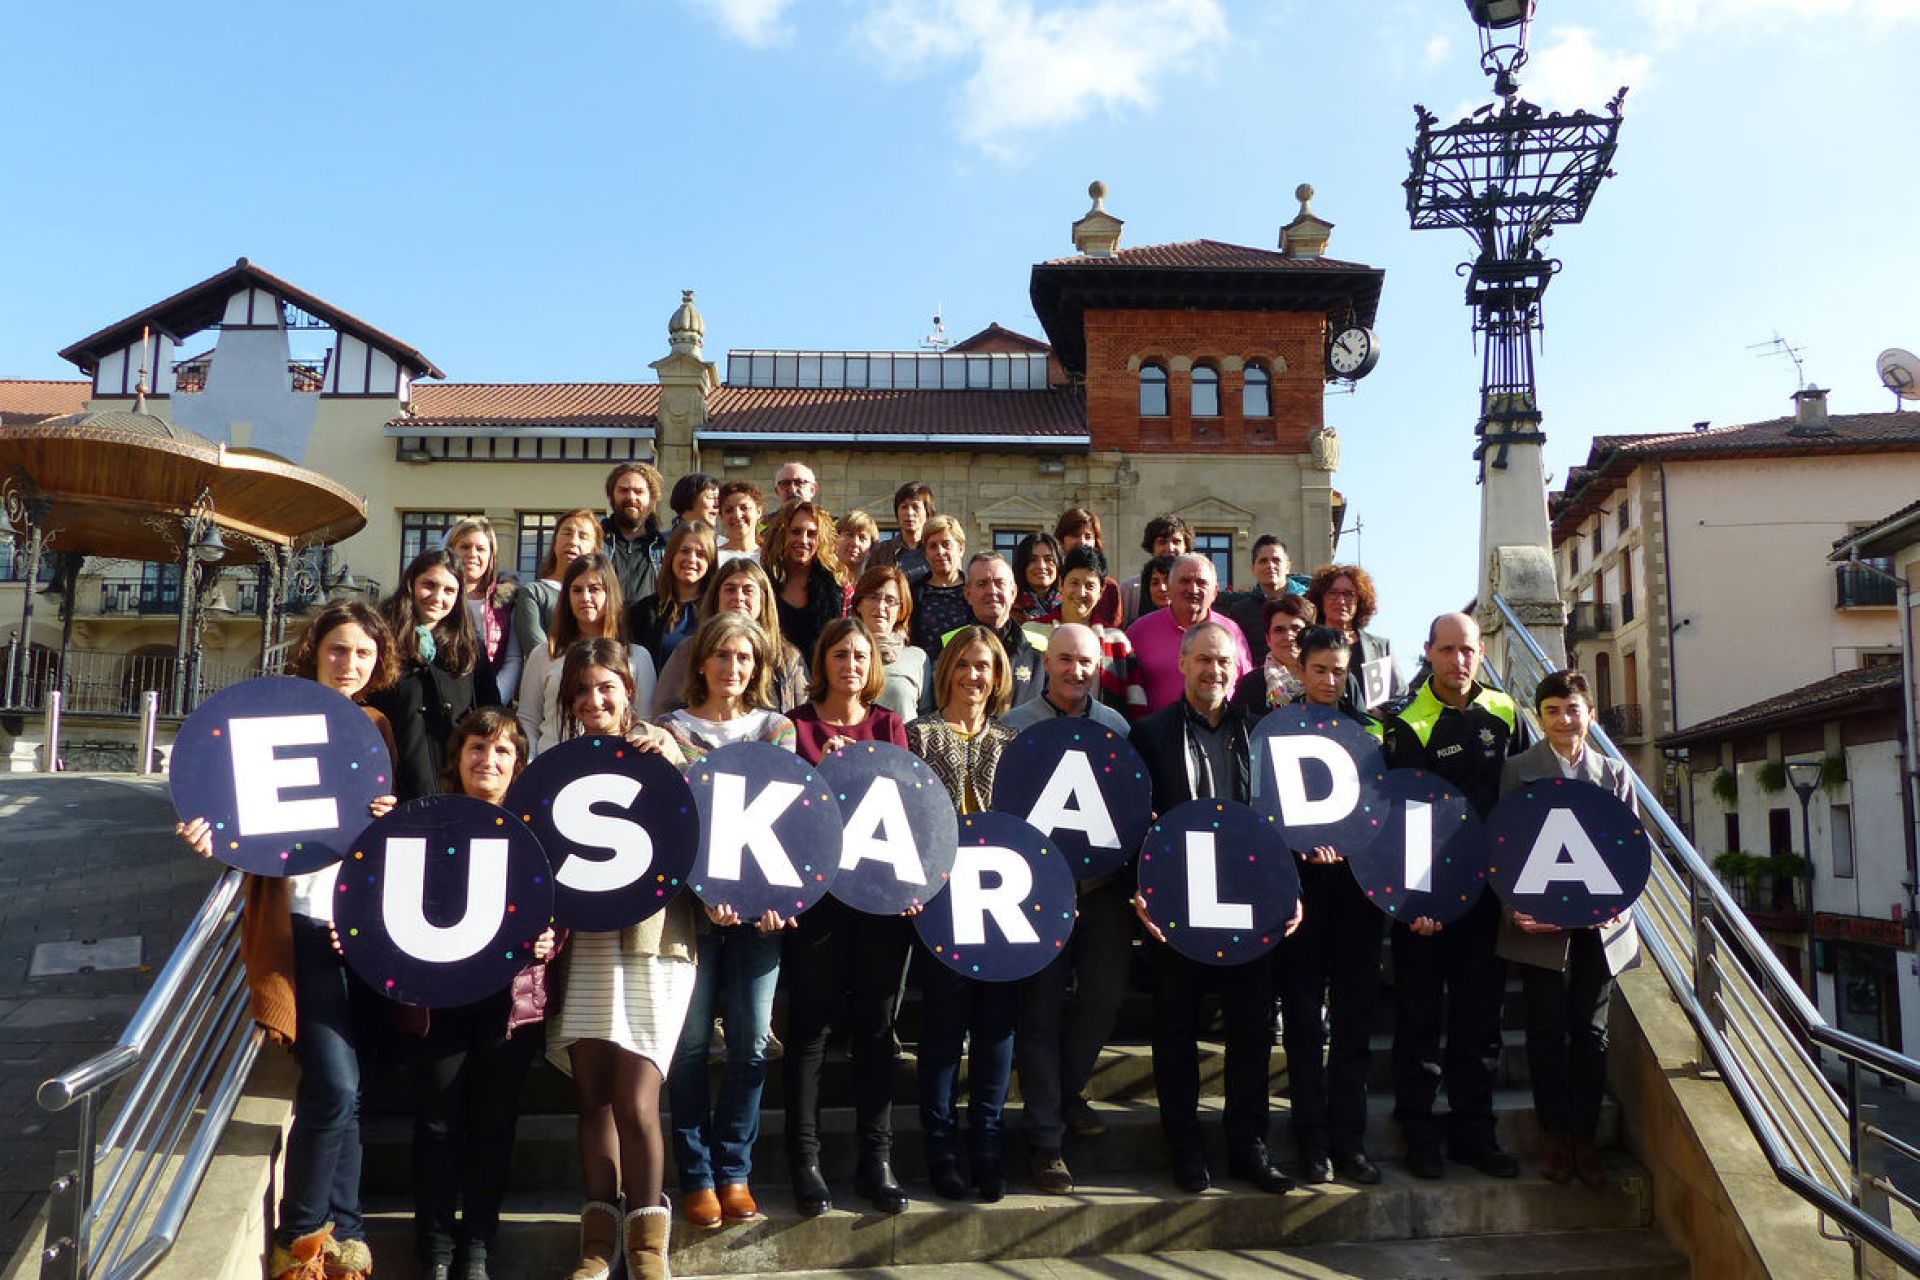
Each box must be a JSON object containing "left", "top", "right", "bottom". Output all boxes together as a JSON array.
[
  {"left": 916, "top": 949, "right": 1017, "bottom": 1163},
  {"left": 279, "top": 916, "right": 373, "bottom": 1244},
  {"left": 668, "top": 927, "right": 781, "bottom": 1189}
]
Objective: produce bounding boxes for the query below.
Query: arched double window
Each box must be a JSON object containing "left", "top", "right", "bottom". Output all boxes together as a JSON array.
[
  {"left": 1191, "top": 364, "right": 1220, "bottom": 417},
  {"left": 1243, "top": 362, "right": 1271, "bottom": 418},
  {"left": 1139, "top": 363, "right": 1169, "bottom": 416}
]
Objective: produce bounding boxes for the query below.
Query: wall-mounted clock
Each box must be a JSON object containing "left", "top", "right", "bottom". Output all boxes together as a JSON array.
[{"left": 1327, "top": 326, "right": 1381, "bottom": 379}]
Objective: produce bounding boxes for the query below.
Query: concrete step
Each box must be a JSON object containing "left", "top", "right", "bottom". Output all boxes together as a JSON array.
[
  {"left": 367, "top": 1033, "right": 1537, "bottom": 1120},
  {"left": 360, "top": 1089, "right": 1612, "bottom": 1195},
  {"left": 755, "top": 1230, "right": 1690, "bottom": 1280},
  {"left": 361, "top": 1159, "right": 1655, "bottom": 1278}
]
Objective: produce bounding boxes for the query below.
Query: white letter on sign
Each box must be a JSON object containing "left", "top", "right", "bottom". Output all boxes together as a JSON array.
[
  {"left": 1264, "top": 736, "right": 1360, "bottom": 828},
  {"left": 839, "top": 777, "right": 926, "bottom": 885},
  {"left": 1512, "top": 808, "right": 1623, "bottom": 896},
  {"left": 1024, "top": 751, "right": 1120, "bottom": 849},
  {"left": 1184, "top": 831, "right": 1253, "bottom": 930},
  {"left": 1404, "top": 800, "right": 1433, "bottom": 893},
  {"left": 949, "top": 845, "right": 1038, "bottom": 947},
  {"left": 551, "top": 774, "right": 654, "bottom": 893},
  {"left": 229, "top": 715, "right": 338, "bottom": 836},
  {"left": 706, "top": 772, "right": 804, "bottom": 887},
  {"left": 383, "top": 837, "right": 508, "bottom": 964}
]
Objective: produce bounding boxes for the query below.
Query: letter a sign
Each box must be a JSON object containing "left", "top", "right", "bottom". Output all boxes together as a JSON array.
[
  {"left": 1486, "top": 779, "right": 1650, "bottom": 928},
  {"left": 991, "top": 720, "right": 1152, "bottom": 880}
]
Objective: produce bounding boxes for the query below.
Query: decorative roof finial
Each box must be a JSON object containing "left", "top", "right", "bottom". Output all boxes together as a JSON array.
[
  {"left": 668, "top": 290, "right": 705, "bottom": 356},
  {"left": 1072, "top": 181, "right": 1124, "bottom": 257}
]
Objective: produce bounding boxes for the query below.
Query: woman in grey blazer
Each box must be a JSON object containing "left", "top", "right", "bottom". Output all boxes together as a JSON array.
[{"left": 1496, "top": 669, "right": 1638, "bottom": 1191}]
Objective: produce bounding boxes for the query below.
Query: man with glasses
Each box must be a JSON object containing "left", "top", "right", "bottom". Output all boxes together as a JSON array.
[{"left": 772, "top": 461, "right": 818, "bottom": 506}]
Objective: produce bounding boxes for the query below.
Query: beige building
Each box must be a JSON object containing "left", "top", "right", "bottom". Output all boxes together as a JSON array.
[
  {"left": 1548, "top": 389, "right": 1920, "bottom": 800},
  {"left": 0, "top": 187, "right": 1384, "bottom": 757}
]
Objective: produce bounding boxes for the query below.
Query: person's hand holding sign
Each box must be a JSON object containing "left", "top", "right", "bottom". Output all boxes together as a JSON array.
[
  {"left": 176, "top": 789, "right": 396, "bottom": 860},
  {"left": 1511, "top": 910, "right": 1560, "bottom": 935},
  {"left": 1408, "top": 915, "right": 1444, "bottom": 936},
  {"left": 1302, "top": 844, "right": 1342, "bottom": 865}
]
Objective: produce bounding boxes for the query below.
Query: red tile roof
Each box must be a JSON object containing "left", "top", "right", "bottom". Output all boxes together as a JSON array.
[
  {"left": 949, "top": 322, "right": 1051, "bottom": 353},
  {"left": 1042, "top": 238, "right": 1372, "bottom": 271},
  {"left": 392, "top": 382, "right": 1088, "bottom": 441},
  {"left": 403, "top": 383, "right": 660, "bottom": 429},
  {"left": 1659, "top": 664, "right": 1903, "bottom": 748},
  {"left": 704, "top": 385, "right": 1086, "bottom": 440},
  {"left": 1832, "top": 496, "right": 1920, "bottom": 557},
  {"left": 0, "top": 379, "right": 91, "bottom": 425}
]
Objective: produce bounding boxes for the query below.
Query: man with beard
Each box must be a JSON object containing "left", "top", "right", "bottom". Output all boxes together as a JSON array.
[{"left": 600, "top": 462, "right": 666, "bottom": 606}]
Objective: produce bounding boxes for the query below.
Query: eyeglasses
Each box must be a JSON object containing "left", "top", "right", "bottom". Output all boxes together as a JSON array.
[{"left": 1322, "top": 588, "right": 1358, "bottom": 600}]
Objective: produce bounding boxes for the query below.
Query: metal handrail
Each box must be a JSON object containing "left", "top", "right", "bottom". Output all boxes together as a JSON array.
[
  {"left": 35, "top": 869, "right": 264, "bottom": 1280},
  {"left": 1490, "top": 593, "right": 1920, "bottom": 1275}
]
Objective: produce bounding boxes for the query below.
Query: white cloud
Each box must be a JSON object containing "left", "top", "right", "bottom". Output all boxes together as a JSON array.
[
  {"left": 1423, "top": 32, "right": 1453, "bottom": 66},
  {"left": 1522, "top": 26, "right": 1651, "bottom": 111},
  {"left": 705, "top": 0, "right": 796, "bottom": 47},
  {"left": 1632, "top": 0, "right": 1918, "bottom": 43},
  {"left": 860, "top": 0, "right": 1228, "bottom": 157}
]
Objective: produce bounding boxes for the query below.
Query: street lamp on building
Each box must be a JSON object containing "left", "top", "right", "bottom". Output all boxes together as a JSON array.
[{"left": 1785, "top": 758, "right": 1825, "bottom": 1006}]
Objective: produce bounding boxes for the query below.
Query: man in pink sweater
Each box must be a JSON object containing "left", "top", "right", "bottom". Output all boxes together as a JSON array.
[{"left": 1124, "top": 554, "right": 1252, "bottom": 718}]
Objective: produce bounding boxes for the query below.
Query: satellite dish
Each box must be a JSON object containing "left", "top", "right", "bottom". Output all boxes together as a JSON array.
[{"left": 1877, "top": 349, "right": 1920, "bottom": 402}]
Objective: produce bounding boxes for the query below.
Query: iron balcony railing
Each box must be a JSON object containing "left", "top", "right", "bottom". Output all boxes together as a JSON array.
[
  {"left": 1599, "top": 702, "right": 1644, "bottom": 739},
  {"left": 1491, "top": 593, "right": 1920, "bottom": 1277},
  {"left": 35, "top": 870, "right": 262, "bottom": 1280},
  {"left": 0, "top": 649, "right": 262, "bottom": 717},
  {"left": 1567, "top": 600, "right": 1614, "bottom": 639},
  {"left": 1838, "top": 562, "right": 1901, "bottom": 610}
]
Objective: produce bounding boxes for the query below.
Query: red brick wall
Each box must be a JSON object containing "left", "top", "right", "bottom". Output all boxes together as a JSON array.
[{"left": 1082, "top": 308, "right": 1324, "bottom": 454}]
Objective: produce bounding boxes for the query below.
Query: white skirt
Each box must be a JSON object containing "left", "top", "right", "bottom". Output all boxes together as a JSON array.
[{"left": 546, "top": 930, "right": 697, "bottom": 1075}]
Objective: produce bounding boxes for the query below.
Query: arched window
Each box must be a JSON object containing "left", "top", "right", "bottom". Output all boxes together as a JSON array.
[
  {"left": 1139, "top": 363, "right": 1168, "bottom": 416},
  {"left": 1191, "top": 365, "right": 1220, "bottom": 417},
  {"left": 1243, "top": 363, "right": 1271, "bottom": 418}
]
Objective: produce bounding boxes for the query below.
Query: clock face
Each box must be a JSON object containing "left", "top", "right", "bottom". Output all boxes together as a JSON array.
[{"left": 1328, "top": 327, "right": 1378, "bottom": 378}]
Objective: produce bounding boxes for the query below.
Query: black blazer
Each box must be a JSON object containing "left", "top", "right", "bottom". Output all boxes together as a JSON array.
[{"left": 1128, "top": 697, "right": 1253, "bottom": 819}]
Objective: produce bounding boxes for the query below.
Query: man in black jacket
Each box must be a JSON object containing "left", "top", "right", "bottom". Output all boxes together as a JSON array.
[
  {"left": 1129, "top": 622, "right": 1296, "bottom": 1196},
  {"left": 600, "top": 462, "right": 666, "bottom": 606}
]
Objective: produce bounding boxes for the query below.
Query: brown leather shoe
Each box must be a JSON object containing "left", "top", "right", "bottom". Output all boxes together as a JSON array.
[
  {"left": 682, "top": 1187, "right": 722, "bottom": 1229},
  {"left": 718, "top": 1182, "right": 760, "bottom": 1220},
  {"left": 1571, "top": 1138, "right": 1610, "bottom": 1190},
  {"left": 1538, "top": 1132, "right": 1574, "bottom": 1185}
]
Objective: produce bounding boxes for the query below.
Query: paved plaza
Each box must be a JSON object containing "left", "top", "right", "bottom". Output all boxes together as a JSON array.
[{"left": 0, "top": 774, "right": 221, "bottom": 1265}]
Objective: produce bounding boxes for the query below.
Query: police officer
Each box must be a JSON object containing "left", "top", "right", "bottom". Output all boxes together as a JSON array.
[{"left": 1381, "top": 611, "right": 1527, "bottom": 1180}]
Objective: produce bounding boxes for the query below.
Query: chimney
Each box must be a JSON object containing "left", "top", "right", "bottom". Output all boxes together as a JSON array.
[
  {"left": 1071, "top": 181, "right": 1124, "bottom": 257},
  {"left": 1788, "top": 386, "right": 1833, "bottom": 436},
  {"left": 1280, "top": 183, "right": 1333, "bottom": 258}
]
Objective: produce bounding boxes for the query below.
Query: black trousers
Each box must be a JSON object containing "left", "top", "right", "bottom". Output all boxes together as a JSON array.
[
  {"left": 1521, "top": 928, "right": 1613, "bottom": 1140},
  {"left": 1276, "top": 862, "right": 1384, "bottom": 1158},
  {"left": 1390, "top": 890, "right": 1506, "bottom": 1152},
  {"left": 781, "top": 897, "right": 914, "bottom": 1166},
  {"left": 1015, "top": 876, "right": 1136, "bottom": 1150},
  {"left": 409, "top": 989, "right": 542, "bottom": 1262},
  {"left": 1151, "top": 944, "right": 1274, "bottom": 1160}
]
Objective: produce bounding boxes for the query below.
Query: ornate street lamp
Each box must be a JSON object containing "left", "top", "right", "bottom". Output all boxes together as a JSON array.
[
  {"left": 1785, "top": 758, "right": 1825, "bottom": 1007},
  {"left": 1407, "top": 1, "right": 1627, "bottom": 669}
]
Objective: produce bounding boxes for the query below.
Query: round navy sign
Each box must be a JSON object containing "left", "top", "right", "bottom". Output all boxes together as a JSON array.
[
  {"left": 1486, "top": 778, "right": 1651, "bottom": 929},
  {"left": 1353, "top": 771, "right": 1490, "bottom": 927},
  {"left": 991, "top": 719, "right": 1153, "bottom": 881},
  {"left": 505, "top": 735, "right": 698, "bottom": 931},
  {"left": 818, "top": 742, "right": 957, "bottom": 916},
  {"left": 685, "top": 740, "right": 842, "bottom": 919},
  {"left": 914, "top": 811, "right": 1076, "bottom": 982},
  {"left": 1137, "top": 798, "right": 1299, "bottom": 966},
  {"left": 169, "top": 675, "right": 392, "bottom": 877},
  {"left": 333, "top": 795, "right": 554, "bottom": 1008},
  {"left": 1249, "top": 703, "right": 1391, "bottom": 859}
]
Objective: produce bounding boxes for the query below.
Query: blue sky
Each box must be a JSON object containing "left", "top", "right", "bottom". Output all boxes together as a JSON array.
[{"left": 3, "top": 0, "right": 1917, "bottom": 659}]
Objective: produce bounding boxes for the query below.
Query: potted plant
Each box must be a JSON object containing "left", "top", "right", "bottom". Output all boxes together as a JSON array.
[
  {"left": 1821, "top": 753, "right": 1848, "bottom": 790},
  {"left": 1756, "top": 760, "right": 1787, "bottom": 794},
  {"left": 1711, "top": 769, "right": 1738, "bottom": 806}
]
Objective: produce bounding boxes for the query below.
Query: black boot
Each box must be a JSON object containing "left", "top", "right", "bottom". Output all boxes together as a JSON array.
[
  {"left": 925, "top": 1136, "right": 968, "bottom": 1200},
  {"left": 791, "top": 1160, "right": 832, "bottom": 1217},
  {"left": 855, "top": 1155, "right": 909, "bottom": 1215},
  {"left": 972, "top": 1140, "right": 1006, "bottom": 1203}
]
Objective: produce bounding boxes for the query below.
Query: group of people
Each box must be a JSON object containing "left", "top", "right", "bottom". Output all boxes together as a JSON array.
[{"left": 178, "top": 459, "right": 1638, "bottom": 1280}]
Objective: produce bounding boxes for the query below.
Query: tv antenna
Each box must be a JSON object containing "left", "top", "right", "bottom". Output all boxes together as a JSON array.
[
  {"left": 1748, "top": 331, "right": 1808, "bottom": 389},
  {"left": 1877, "top": 348, "right": 1920, "bottom": 411},
  {"left": 921, "top": 305, "right": 950, "bottom": 351}
]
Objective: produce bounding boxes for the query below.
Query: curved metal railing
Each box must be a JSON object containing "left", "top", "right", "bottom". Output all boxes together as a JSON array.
[
  {"left": 35, "top": 869, "right": 263, "bottom": 1280},
  {"left": 1490, "top": 593, "right": 1920, "bottom": 1276}
]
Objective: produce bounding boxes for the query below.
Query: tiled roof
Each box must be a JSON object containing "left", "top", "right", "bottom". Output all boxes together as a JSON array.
[
  {"left": 949, "top": 322, "right": 1050, "bottom": 353},
  {"left": 704, "top": 385, "right": 1086, "bottom": 440},
  {"left": 391, "top": 382, "right": 1089, "bottom": 441},
  {"left": 402, "top": 383, "right": 660, "bottom": 428},
  {"left": 1042, "top": 238, "right": 1372, "bottom": 271},
  {"left": 1832, "top": 495, "right": 1920, "bottom": 556},
  {"left": 0, "top": 379, "right": 91, "bottom": 424},
  {"left": 1658, "top": 664, "right": 1903, "bottom": 748}
]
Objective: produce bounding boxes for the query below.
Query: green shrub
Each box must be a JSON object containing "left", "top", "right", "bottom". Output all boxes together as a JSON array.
[
  {"left": 1756, "top": 760, "right": 1786, "bottom": 793},
  {"left": 1821, "top": 753, "right": 1848, "bottom": 790},
  {"left": 1711, "top": 769, "right": 1738, "bottom": 805}
]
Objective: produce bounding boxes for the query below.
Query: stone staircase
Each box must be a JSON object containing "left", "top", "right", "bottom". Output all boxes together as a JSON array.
[{"left": 354, "top": 974, "right": 1685, "bottom": 1278}]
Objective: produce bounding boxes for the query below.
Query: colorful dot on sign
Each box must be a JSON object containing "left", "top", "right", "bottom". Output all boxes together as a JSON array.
[
  {"left": 349, "top": 928, "right": 358, "bottom": 936},
  {"left": 212, "top": 728, "right": 221, "bottom": 737},
  {"left": 1054, "top": 940, "right": 1064, "bottom": 948},
  {"left": 507, "top": 904, "right": 516, "bottom": 913},
  {"left": 215, "top": 822, "right": 225, "bottom": 830},
  {"left": 523, "top": 814, "right": 532, "bottom": 822},
  {"left": 615, "top": 750, "right": 625, "bottom": 759},
  {"left": 386, "top": 979, "right": 395, "bottom": 988},
  {"left": 230, "top": 841, "right": 239, "bottom": 850},
  {"left": 349, "top": 762, "right": 358, "bottom": 770},
  {"left": 354, "top": 851, "right": 364, "bottom": 860},
  {"left": 505, "top": 951, "right": 515, "bottom": 960}
]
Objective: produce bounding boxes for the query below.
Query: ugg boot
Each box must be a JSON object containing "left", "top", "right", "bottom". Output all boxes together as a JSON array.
[
  {"left": 569, "top": 1201, "right": 621, "bottom": 1280},
  {"left": 268, "top": 1223, "right": 333, "bottom": 1280},
  {"left": 625, "top": 1201, "right": 673, "bottom": 1280}
]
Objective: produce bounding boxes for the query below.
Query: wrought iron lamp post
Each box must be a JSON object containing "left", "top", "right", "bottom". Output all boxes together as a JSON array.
[
  {"left": 1785, "top": 758, "right": 1825, "bottom": 1007},
  {"left": 170, "top": 491, "right": 227, "bottom": 716},
  {"left": 1406, "top": 0, "right": 1627, "bottom": 669}
]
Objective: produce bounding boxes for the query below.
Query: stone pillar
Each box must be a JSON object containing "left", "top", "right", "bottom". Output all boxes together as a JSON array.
[
  {"left": 1477, "top": 393, "right": 1567, "bottom": 681},
  {"left": 651, "top": 290, "right": 718, "bottom": 482}
]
